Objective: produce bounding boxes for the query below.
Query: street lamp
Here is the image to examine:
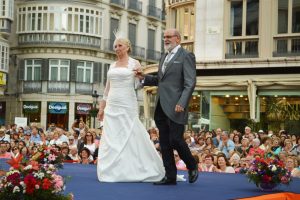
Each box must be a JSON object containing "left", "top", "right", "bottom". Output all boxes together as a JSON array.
[{"left": 91, "top": 90, "right": 100, "bottom": 128}]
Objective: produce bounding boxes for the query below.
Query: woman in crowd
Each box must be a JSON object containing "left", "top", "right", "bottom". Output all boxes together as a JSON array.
[
  {"left": 215, "top": 153, "right": 235, "bottom": 173},
  {"left": 282, "top": 139, "right": 297, "bottom": 156},
  {"left": 236, "top": 138, "right": 250, "bottom": 158},
  {"left": 203, "top": 137, "right": 215, "bottom": 152},
  {"left": 78, "top": 129, "right": 97, "bottom": 160},
  {"left": 198, "top": 154, "right": 216, "bottom": 172},
  {"left": 80, "top": 147, "right": 94, "bottom": 165},
  {"left": 233, "top": 134, "right": 242, "bottom": 149}
]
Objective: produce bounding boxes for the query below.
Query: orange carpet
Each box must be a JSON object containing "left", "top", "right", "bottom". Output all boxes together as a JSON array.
[{"left": 237, "top": 192, "right": 300, "bottom": 200}]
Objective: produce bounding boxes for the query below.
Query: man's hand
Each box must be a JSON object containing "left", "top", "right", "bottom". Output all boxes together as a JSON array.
[
  {"left": 175, "top": 104, "right": 184, "bottom": 112},
  {"left": 133, "top": 67, "right": 144, "bottom": 80}
]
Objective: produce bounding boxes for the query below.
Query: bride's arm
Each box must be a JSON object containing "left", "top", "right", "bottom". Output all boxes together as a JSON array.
[{"left": 97, "top": 67, "right": 111, "bottom": 121}]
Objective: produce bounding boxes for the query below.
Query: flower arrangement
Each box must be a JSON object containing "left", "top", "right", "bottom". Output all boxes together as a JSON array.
[
  {"left": 246, "top": 157, "right": 292, "bottom": 190},
  {"left": 0, "top": 145, "right": 72, "bottom": 200},
  {"left": 31, "top": 145, "right": 64, "bottom": 169},
  {"left": 0, "top": 163, "right": 72, "bottom": 200}
]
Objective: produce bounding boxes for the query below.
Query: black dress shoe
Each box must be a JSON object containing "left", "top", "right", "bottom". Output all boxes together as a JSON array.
[
  {"left": 188, "top": 169, "right": 198, "bottom": 183},
  {"left": 153, "top": 177, "right": 177, "bottom": 185}
]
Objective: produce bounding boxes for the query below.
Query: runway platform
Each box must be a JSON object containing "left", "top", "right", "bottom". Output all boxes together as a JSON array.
[{"left": 58, "top": 164, "right": 300, "bottom": 200}]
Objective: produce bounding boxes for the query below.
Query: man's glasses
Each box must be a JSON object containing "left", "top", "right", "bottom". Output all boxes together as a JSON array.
[{"left": 163, "top": 35, "right": 177, "bottom": 39}]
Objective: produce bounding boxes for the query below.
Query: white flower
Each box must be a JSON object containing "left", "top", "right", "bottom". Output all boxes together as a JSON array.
[
  {"left": 20, "top": 181, "right": 25, "bottom": 187},
  {"left": 13, "top": 186, "right": 20, "bottom": 193},
  {"left": 24, "top": 165, "right": 32, "bottom": 170},
  {"left": 35, "top": 185, "right": 40, "bottom": 189},
  {"left": 271, "top": 165, "right": 277, "bottom": 171}
]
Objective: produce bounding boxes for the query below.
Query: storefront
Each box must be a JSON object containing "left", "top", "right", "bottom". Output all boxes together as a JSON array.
[
  {"left": 23, "top": 101, "right": 41, "bottom": 125},
  {"left": 47, "top": 102, "right": 69, "bottom": 130},
  {"left": 75, "top": 103, "right": 92, "bottom": 127},
  {"left": 0, "top": 102, "right": 5, "bottom": 126}
]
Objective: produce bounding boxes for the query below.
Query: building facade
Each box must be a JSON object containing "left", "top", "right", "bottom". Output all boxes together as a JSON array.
[
  {"left": 144, "top": 0, "right": 300, "bottom": 133},
  {"left": 1, "top": 0, "right": 165, "bottom": 129}
]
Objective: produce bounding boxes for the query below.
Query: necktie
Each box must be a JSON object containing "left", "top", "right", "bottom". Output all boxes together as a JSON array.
[{"left": 162, "top": 52, "right": 172, "bottom": 74}]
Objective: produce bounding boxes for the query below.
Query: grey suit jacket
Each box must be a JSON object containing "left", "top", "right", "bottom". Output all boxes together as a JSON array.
[{"left": 144, "top": 47, "right": 196, "bottom": 125}]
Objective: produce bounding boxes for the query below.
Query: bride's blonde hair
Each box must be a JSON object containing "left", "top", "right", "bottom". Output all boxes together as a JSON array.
[{"left": 113, "top": 38, "right": 132, "bottom": 53}]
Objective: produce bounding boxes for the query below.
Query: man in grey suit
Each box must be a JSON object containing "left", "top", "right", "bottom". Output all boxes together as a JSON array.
[{"left": 135, "top": 28, "right": 198, "bottom": 185}]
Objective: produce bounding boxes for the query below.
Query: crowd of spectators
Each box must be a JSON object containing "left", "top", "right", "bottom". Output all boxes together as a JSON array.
[{"left": 1, "top": 121, "right": 300, "bottom": 179}]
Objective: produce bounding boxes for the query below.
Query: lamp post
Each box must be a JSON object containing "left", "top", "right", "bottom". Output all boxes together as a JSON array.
[{"left": 92, "top": 90, "right": 99, "bottom": 128}]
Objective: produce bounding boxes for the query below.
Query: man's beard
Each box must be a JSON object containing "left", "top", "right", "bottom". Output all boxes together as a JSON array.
[{"left": 164, "top": 43, "right": 175, "bottom": 52}]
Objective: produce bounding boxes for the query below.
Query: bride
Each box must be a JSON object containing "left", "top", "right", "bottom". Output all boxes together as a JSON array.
[{"left": 96, "top": 36, "right": 165, "bottom": 182}]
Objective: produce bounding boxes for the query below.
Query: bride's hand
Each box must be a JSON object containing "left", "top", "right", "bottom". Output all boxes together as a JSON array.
[{"left": 97, "top": 110, "right": 104, "bottom": 121}]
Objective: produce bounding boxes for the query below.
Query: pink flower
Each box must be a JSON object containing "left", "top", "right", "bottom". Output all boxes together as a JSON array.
[
  {"left": 48, "top": 154, "right": 57, "bottom": 161},
  {"left": 281, "top": 176, "right": 289, "bottom": 184},
  {"left": 52, "top": 174, "right": 64, "bottom": 192}
]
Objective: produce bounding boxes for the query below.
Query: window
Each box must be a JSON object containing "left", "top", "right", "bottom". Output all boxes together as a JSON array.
[
  {"left": 25, "top": 59, "right": 41, "bottom": 81},
  {"left": 226, "top": 0, "right": 259, "bottom": 58},
  {"left": 49, "top": 59, "right": 70, "bottom": 81},
  {"left": 76, "top": 61, "right": 93, "bottom": 83},
  {"left": 275, "top": 0, "right": 300, "bottom": 56}
]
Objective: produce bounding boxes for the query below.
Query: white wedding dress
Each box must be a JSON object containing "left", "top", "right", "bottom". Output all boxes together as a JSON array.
[{"left": 97, "top": 57, "right": 165, "bottom": 182}]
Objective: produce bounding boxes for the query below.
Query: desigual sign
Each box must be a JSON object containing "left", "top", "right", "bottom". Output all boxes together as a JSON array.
[
  {"left": 23, "top": 102, "right": 40, "bottom": 113},
  {"left": 48, "top": 102, "right": 68, "bottom": 114},
  {"left": 76, "top": 103, "right": 92, "bottom": 114}
]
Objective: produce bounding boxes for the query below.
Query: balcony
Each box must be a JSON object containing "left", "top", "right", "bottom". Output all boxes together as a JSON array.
[
  {"left": 47, "top": 81, "right": 70, "bottom": 93},
  {"left": 110, "top": 0, "right": 125, "bottom": 8},
  {"left": 18, "top": 33, "right": 101, "bottom": 49},
  {"left": 225, "top": 39, "right": 259, "bottom": 59},
  {"left": 147, "top": 49, "right": 161, "bottom": 61},
  {"left": 131, "top": 45, "right": 145, "bottom": 58},
  {"left": 128, "top": 0, "right": 142, "bottom": 13},
  {"left": 273, "top": 37, "right": 300, "bottom": 57},
  {"left": 103, "top": 39, "right": 114, "bottom": 52},
  {"left": 75, "top": 82, "right": 93, "bottom": 95},
  {"left": 147, "top": 5, "right": 162, "bottom": 20},
  {"left": 23, "top": 81, "right": 42, "bottom": 93}
]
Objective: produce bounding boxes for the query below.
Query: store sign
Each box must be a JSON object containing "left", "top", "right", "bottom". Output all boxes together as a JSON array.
[
  {"left": 23, "top": 102, "right": 40, "bottom": 114},
  {"left": 48, "top": 102, "right": 68, "bottom": 114},
  {"left": 76, "top": 103, "right": 92, "bottom": 115},
  {"left": 0, "top": 72, "right": 6, "bottom": 86}
]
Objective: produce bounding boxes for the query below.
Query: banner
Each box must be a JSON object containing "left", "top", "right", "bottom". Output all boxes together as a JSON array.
[
  {"left": 0, "top": 72, "right": 6, "bottom": 86},
  {"left": 23, "top": 102, "right": 40, "bottom": 114}
]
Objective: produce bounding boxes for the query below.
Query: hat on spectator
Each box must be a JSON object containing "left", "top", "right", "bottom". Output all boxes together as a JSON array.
[
  {"left": 24, "top": 130, "right": 31, "bottom": 135},
  {"left": 258, "top": 130, "right": 264, "bottom": 133},
  {"left": 0, "top": 128, "right": 5, "bottom": 133},
  {"left": 69, "top": 135, "right": 74, "bottom": 140}
]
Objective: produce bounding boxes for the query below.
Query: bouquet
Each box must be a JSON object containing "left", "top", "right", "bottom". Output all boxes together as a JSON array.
[
  {"left": 246, "top": 157, "right": 292, "bottom": 190},
  {"left": 0, "top": 162, "right": 72, "bottom": 200}
]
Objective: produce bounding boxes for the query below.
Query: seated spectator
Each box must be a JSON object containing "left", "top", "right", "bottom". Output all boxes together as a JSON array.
[
  {"left": 215, "top": 153, "right": 235, "bottom": 173},
  {"left": 285, "top": 156, "right": 300, "bottom": 178},
  {"left": 11, "top": 146, "right": 20, "bottom": 158},
  {"left": 229, "top": 153, "right": 241, "bottom": 173},
  {"left": 203, "top": 137, "right": 215, "bottom": 152},
  {"left": 78, "top": 130, "right": 97, "bottom": 158},
  {"left": 0, "top": 128, "right": 10, "bottom": 142},
  {"left": 259, "top": 136, "right": 272, "bottom": 153},
  {"left": 236, "top": 138, "right": 250, "bottom": 158},
  {"left": 218, "top": 131, "right": 235, "bottom": 158},
  {"left": 30, "top": 126, "right": 41, "bottom": 144},
  {"left": 68, "top": 147, "right": 80, "bottom": 163},
  {"left": 233, "top": 134, "right": 242, "bottom": 149},
  {"left": 195, "top": 136, "right": 206, "bottom": 152},
  {"left": 278, "top": 151, "right": 288, "bottom": 163},
  {"left": 49, "top": 130, "right": 63, "bottom": 146},
  {"left": 39, "top": 132, "right": 49, "bottom": 146},
  {"left": 61, "top": 146, "right": 72, "bottom": 161},
  {"left": 174, "top": 150, "right": 186, "bottom": 170},
  {"left": 0, "top": 141, "right": 11, "bottom": 158},
  {"left": 80, "top": 147, "right": 94, "bottom": 164},
  {"left": 20, "top": 146, "right": 30, "bottom": 160},
  {"left": 248, "top": 138, "right": 264, "bottom": 157},
  {"left": 199, "top": 154, "right": 216, "bottom": 172},
  {"left": 68, "top": 135, "right": 77, "bottom": 150},
  {"left": 282, "top": 139, "right": 297, "bottom": 156}
]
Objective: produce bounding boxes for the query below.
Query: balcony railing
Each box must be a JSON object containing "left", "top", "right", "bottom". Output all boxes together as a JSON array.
[
  {"left": 110, "top": 0, "right": 125, "bottom": 8},
  {"left": 225, "top": 39, "right": 259, "bottom": 59},
  {"left": 48, "top": 81, "right": 70, "bottom": 93},
  {"left": 75, "top": 82, "right": 93, "bottom": 95},
  {"left": 147, "top": 5, "right": 162, "bottom": 20},
  {"left": 147, "top": 49, "right": 161, "bottom": 61},
  {"left": 23, "top": 81, "right": 42, "bottom": 93},
  {"left": 103, "top": 39, "right": 114, "bottom": 52},
  {"left": 131, "top": 45, "right": 145, "bottom": 58},
  {"left": 128, "top": 0, "right": 142, "bottom": 13},
  {"left": 273, "top": 37, "right": 300, "bottom": 57},
  {"left": 18, "top": 33, "right": 101, "bottom": 49}
]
